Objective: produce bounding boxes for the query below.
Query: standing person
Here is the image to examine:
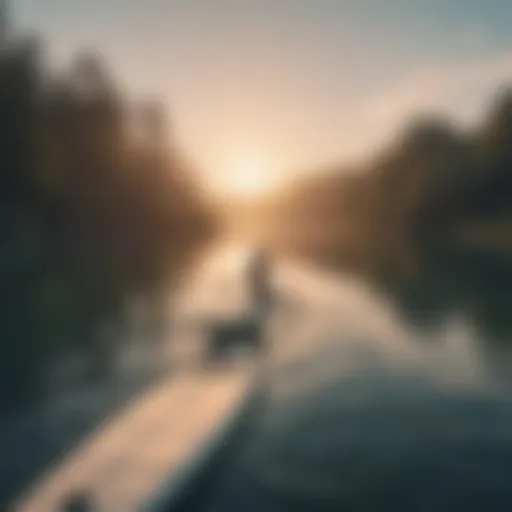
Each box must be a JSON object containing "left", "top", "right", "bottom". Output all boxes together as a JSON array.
[
  {"left": 246, "top": 247, "right": 274, "bottom": 370},
  {"left": 247, "top": 247, "right": 272, "bottom": 320}
]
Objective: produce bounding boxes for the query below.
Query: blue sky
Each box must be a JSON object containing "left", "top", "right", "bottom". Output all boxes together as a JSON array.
[{"left": 14, "top": 0, "right": 512, "bottom": 193}]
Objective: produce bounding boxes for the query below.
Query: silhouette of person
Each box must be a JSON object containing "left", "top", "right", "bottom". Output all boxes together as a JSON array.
[{"left": 247, "top": 247, "right": 272, "bottom": 318}]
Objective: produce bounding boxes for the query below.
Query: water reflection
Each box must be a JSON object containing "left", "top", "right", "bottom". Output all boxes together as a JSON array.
[
  {"left": 0, "top": 240, "right": 208, "bottom": 508},
  {"left": 200, "top": 247, "right": 512, "bottom": 512},
  {"left": 7, "top": 240, "right": 512, "bottom": 511},
  {"left": 378, "top": 247, "right": 512, "bottom": 382}
]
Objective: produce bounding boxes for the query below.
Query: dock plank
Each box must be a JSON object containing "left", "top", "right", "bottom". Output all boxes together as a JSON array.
[{"left": 14, "top": 367, "right": 254, "bottom": 512}]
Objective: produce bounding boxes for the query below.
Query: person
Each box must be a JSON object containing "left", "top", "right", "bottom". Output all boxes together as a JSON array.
[{"left": 247, "top": 247, "right": 272, "bottom": 319}]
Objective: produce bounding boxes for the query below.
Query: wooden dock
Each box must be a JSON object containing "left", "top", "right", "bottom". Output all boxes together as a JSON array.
[{"left": 13, "top": 365, "right": 258, "bottom": 512}]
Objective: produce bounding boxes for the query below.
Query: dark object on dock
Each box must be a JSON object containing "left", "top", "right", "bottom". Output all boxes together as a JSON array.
[
  {"left": 60, "top": 491, "right": 93, "bottom": 511},
  {"left": 206, "top": 316, "right": 264, "bottom": 363}
]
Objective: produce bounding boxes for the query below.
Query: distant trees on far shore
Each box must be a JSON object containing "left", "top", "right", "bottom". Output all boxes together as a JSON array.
[{"left": 258, "top": 87, "right": 512, "bottom": 275}]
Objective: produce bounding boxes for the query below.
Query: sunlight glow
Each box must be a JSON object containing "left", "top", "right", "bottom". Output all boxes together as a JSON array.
[{"left": 219, "top": 154, "right": 278, "bottom": 197}]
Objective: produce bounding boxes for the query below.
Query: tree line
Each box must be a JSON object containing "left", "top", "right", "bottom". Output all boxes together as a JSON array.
[
  {"left": 261, "top": 87, "right": 512, "bottom": 276},
  {"left": 0, "top": 35, "right": 216, "bottom": 413}
]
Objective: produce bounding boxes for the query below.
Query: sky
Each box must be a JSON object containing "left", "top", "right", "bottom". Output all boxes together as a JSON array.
[{"left": 14, "top": 0, "right": 512, "bottom": 195}]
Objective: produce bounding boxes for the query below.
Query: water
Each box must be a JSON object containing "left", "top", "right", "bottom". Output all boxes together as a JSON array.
[
  {"left": 6, "top": 241, "right": 512, "bottom": 510},
  {"left": 0, "top": 242, "right": 204, "bottom": 507},
  {"left": 193, "top": 246, "right": 512, "bottom": 512}
]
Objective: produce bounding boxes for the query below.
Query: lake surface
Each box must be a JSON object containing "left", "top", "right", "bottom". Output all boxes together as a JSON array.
[
  {"left": 194, "top": 245, "right": 512, "bottom": 512},
  {"left": 5, "top": 241, "right": 512, "bottom": 511}
]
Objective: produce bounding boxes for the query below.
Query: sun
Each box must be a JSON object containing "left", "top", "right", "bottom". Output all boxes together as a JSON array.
[{"left": 221, "top": 154, "right": 276, "bottom": 197}]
